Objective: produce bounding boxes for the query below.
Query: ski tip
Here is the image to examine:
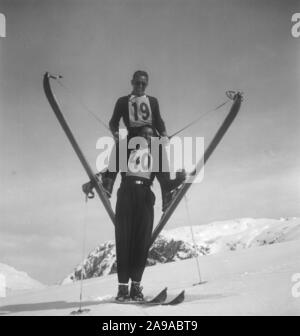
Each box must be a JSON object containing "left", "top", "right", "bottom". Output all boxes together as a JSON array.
[
  {"left": 175, "top": 290, "right": 185, "bottom": 304},
  {"left": 162, "top": 289, "right": 185, "bottom": 306},
  {"left": 148, "top": 287, "right": 168, "bottom": 304},
  {"left": 162, "top": 286, "right": 168, "bottom": 296}
]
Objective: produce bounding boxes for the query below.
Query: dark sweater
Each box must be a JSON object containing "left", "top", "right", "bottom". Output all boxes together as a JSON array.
[{"left": 109, "top": 95, "right": 166, "bottom": 136}]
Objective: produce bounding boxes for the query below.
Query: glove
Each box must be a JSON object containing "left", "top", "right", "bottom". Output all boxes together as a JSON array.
[
  {"left": 112, "top": 131, "right": 119, "bottom": 142},
  {"left": 82, "top": 180, "right": 95, "bottom": 198}
]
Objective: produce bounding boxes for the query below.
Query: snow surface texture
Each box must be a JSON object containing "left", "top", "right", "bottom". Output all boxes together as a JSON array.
[
  {"left": 0, "top": 263, "right": 45, "bottom": 296},
  {"left": 0, "top": 217, "right": 299, "bottom": 316},
  {"left": 62, "top": 217, "right": 300, "bottom": 284}
]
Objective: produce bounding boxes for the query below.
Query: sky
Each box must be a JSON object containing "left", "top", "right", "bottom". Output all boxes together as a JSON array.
[{"left": 0, "top": 0, "right": 299, "bottom": 284}]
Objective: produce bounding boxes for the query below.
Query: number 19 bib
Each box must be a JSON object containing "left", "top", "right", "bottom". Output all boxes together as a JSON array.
[{"left": 128, "top": 95, "right": 153, "bottom": 127}]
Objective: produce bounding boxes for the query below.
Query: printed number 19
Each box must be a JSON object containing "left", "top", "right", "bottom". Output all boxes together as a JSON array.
[{"left": 132, "top": 102, "right": 150, "bottom": 121}]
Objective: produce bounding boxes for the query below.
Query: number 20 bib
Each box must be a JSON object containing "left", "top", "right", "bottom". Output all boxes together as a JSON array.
[{"left": 128, "top": 95, "right": 153, "bottom": 127}]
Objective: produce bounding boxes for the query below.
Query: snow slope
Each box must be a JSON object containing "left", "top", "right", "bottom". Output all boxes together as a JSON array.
[
  {"left": 62, "top": 217, "right": 300, "bottom": 284},
  {"left": 0, "top": 263, "right": 45, "bottom": 296},
  {"left": 0, "top": 238, "right": 299, "bottom": 315}
]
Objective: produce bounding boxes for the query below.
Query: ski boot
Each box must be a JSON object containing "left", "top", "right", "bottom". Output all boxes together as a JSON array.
[
  {"left": 116, "top": 284, "right": 130, "bottom": 302},
  {"left": 162, "top": 169, "right": 186, "bottom": 212},
  {"left": 130, "top": 281, "right": 144, "bottom": 302},
  {"left": 95, "top": 173, "right": 114, "bottom": 198}
]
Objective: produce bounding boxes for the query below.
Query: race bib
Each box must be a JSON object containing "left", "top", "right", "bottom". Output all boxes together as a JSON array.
[
  {"left": 126, "top": 148, "right": 152, "bottom": 179},
  {"left": 128, "top": 95, "right": 153, "bottom": 127}
]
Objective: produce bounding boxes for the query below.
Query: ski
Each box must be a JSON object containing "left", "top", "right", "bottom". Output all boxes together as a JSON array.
[
  {"left": 162, "top": 290, "right": 185, "bottom": 306},
  {"left": 150, "top": 92, "right": 243, "bottom": 247},
  {"left": 114, "top": 287, "right": 167, "bottom": 305},
  {"left": 70, "top": 308, "right": 91, "bottom": 315},
  {"left": 146, "top": 286, "right": 168, "bottom": 304},
  {"left": 113, "top": 288, "right": 185, "bottom": 306},
  {"left": 43, "top": 72, "right": 115, "bottom": 225}
]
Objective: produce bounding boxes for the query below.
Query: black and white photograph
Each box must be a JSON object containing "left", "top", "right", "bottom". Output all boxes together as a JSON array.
[{"left": 0, "top": 0, "right": 299, "bottom": 318}]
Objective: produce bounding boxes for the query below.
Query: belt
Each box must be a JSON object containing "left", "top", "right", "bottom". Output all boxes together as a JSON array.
[{"left": 123, "top": 176, "right": 151, "bottom": 186}]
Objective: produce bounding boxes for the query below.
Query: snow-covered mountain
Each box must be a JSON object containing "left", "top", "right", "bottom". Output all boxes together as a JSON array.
[
  {"left": 62, "top": 217, "right": 300, "bottom": 284},
  {"left": 62, "top": 237, "right": 201, "bottom": 284},
  {"left": 0, "top": 263, "right": 45, "bottom": 296},
  {"left": 163, "top": 217, "right": 300, "bottom": 253}
]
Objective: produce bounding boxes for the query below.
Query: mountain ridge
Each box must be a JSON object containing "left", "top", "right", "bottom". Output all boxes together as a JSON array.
[
  {"left": 0, "top": 263, "right": 45, "bottom": 296},
  {"left": 62, "top": 217, "right": 300, "bottom": 285}
]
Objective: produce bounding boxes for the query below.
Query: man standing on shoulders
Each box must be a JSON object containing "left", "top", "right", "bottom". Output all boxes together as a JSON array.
[{"left": 100, "top": 70, "right": 183, "bottom": 211}]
